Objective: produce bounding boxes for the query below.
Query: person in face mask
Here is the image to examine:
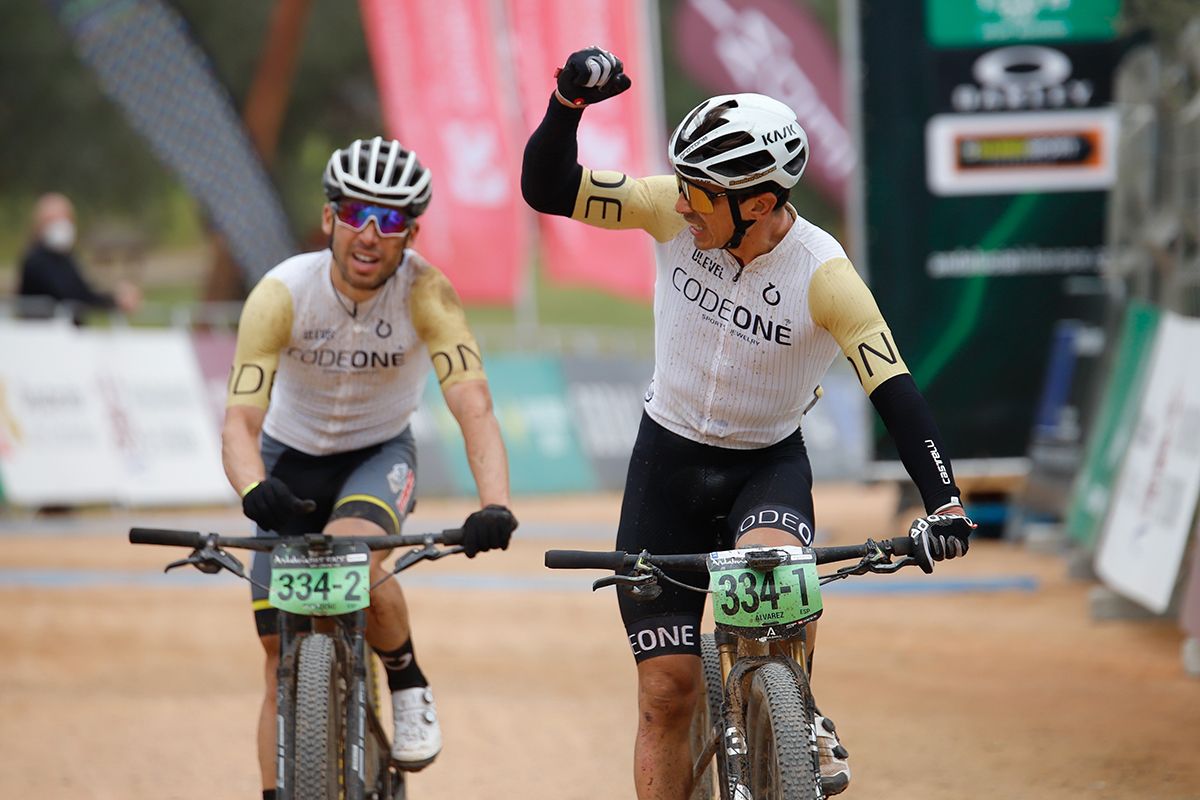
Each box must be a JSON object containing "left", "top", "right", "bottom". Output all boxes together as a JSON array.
[{"left": 17, "top": 192, "right": 141, "bottom": 322}]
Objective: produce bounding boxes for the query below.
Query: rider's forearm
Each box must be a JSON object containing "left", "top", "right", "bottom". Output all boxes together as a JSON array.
[
  {"left": 869, "top": 374, "right": 962, "bottom": 513},
  {"left": 221, "top": 406, "right": 267, "bottom": 497},
  {"left": 445, "top": 382, "right": 512, "bottom": 507},
  {"left": 521, "top": 96, "right": 586, "bottom": 216}
]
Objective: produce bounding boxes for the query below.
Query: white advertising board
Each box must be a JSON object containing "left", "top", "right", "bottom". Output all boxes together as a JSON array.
[
  {"left": 86, "top": 328, "right": 235, "bottom": 507},
  {"left": 1095, "top": 312, "right": 1200, "bottom": 613},
  {"left": 0, "top": 320, "right": 123, "bottom": 505}
]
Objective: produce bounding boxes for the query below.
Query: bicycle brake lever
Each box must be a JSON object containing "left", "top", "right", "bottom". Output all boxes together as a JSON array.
[
  {"left": 592, "top": 573, "right": 655, "bottom": 591},
  {"left": 164, "top": 545, "right": 246, "bottom": 577}
]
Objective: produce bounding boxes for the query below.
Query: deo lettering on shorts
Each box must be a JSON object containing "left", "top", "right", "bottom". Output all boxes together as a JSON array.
[
  {"left": 627, "top": 613, "right": 700, "bottom": 661},
  {"left": 737, "top": 505, "right": 814, "bottom": 545}
]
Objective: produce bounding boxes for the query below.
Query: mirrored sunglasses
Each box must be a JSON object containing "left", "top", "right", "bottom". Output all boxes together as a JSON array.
[
  {"left": 675, "top": 175, "right": 730, "bottom": 215},
  {"left": 333, "top": 200, "right": 411, "bottom": 237}
]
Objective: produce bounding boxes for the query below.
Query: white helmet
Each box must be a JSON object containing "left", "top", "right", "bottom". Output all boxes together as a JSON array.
[
  {"left": 323, "top": 136, "right": 432, "bottom": 215},
  {"left": 669, "top": 93, "right": 808, "bottom": 192}
]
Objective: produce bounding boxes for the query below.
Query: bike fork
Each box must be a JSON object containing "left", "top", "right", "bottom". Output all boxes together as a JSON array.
[
  {"left": 342, "top": 611, "right": 370, "bottom": 800},
  {"left": 275, "top": 616, "right": 300, "bottom": 800}
]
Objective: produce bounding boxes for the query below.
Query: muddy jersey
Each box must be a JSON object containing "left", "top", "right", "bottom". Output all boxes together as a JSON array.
[
  {"left": 568, "top": 169, "right": 910, "bottom": 449},
  {"left": 226, "top": 248, "right": 484, "bottom": 455}
]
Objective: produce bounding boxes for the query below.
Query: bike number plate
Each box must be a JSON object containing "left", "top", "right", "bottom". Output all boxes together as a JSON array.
[
  {"left": 268, "top": 542, "right": 371, "bottom": 616},
  {"left": 708, "top": 546, "right": 822, "bottom": 639}
]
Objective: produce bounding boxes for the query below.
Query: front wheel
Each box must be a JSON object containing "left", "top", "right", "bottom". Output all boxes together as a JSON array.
[
  {"left": 745, "top": 662, "right": 822, "bottom": 800},
  {"left": 293, "top": 634, "right": 344, "bottom": 800}
]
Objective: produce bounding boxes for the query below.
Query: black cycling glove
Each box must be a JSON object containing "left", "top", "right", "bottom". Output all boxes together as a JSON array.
[
  {"left": 555, "top": 46, "right": 632, "bottom": 107},
  {"left": 241, "top": 477, "right": 317, "bottom": 533},
  {"left": 909, "top": 512, "right": 977, "bottom": 570},
  {"left": 461, "top": 504, "right": 518, "bottom": 558}
]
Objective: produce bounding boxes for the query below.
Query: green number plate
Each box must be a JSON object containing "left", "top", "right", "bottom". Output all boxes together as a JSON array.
[
  {"left": 708, "top": 546, "right": 822, "bottom": 639},
  {"left": 268, "top": 542, "right": 371, "bottom": 616}
]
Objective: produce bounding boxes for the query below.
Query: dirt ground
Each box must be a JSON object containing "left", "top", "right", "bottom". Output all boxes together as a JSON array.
[{"left": 2, "top": 484, "right": 1198, "bottom": 799}]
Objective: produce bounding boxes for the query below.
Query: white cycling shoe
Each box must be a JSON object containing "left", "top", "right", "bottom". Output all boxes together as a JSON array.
[{"left": 391, "top": 687, "right": 442, "bottom": 770}]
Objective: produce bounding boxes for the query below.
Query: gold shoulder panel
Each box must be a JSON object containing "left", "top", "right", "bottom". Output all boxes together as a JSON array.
[
  {"left": 409, "top": 259, "right": 487, "bottom": 390},
  {"left": 227, "top": 277, "right": 293, "bottom": 409},
  {"left": 808, "top": 258, "right": 909, "bottom": 394},
  {"left": 571, "top": 170, "right": 687, "bottom": 243}
]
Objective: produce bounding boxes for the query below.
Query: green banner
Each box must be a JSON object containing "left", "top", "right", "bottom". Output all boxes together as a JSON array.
[
  {"left": 1063, "top": 301, "right": 1160, "bottom": 545},
  {"left": 858, "top": 1, "right": 1123, "bottom": 461},
  {"left": 423, "top": 355, "right": 595, "bottom": 495},
  {"left": 926, "top": 0, "right": 1121, "bottom": 46}
]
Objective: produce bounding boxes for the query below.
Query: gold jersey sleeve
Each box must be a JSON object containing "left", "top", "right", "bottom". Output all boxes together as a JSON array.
[
  {"left": 808, "top": 258, "right": 910, "bottom": 395},
  {"left": 226, "top": 277, "right": 294, "bottom": 409},
  {"left": 570, "top": 169, "right": 688, "bottom": 243},
  {"left": 409, "top": 258, "right": 487, "bottom": 390}
]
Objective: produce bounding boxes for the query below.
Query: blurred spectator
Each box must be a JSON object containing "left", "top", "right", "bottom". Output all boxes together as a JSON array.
[{"left": 17, "top": 192, "right": 142, "bottom": 322}]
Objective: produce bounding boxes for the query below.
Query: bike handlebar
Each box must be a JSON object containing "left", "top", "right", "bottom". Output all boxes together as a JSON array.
[
  {"left": 544, "top": 536, "right": 916, "bottom": 572},
  {"left": 129, "top": 527, "right": 465, "bottom": 552}
]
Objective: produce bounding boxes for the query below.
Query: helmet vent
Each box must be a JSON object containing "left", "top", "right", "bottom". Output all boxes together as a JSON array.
[
  {"left": 710, "top": 150, "right": 774, "bottom": 178},
  {"left": 783, "top": 149, "right": 807, "bottom": 175}
]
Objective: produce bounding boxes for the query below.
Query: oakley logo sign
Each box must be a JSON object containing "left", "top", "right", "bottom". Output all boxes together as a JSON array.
[{"left": 953, "top": 46, "right": 1092, "bottom": 112}]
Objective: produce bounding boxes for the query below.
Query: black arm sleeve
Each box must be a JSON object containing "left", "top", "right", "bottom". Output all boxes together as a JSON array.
[
  {"left": 521, "top": 96, "right": 586, "bottom": 216},
  {"left": 869, "top": 373, "right": 962, "bottom": 513}
]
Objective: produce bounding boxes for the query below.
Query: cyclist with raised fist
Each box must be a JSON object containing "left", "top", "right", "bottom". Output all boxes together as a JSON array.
[
  {"left": 222, "top": 136, "right": 518, "bottom": 800},
  {"left": 522, "top": 47, "right": 975, "bottom": 799}
]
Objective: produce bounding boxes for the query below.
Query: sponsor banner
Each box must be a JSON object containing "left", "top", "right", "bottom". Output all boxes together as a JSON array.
[
  {"left": 0, "top": 320, "right": 123, "bottom": 506},
  {"left": 191, "top": 330, "right": 238, "bottom": 431},
  {"left": 1095, "top": 312, "right": 1200, "bottom": 613},
  {"left": 856, "top": 1, "right": 1124, "bottom": 461},
  {"left": 925, "top": 0, "right": 1122, "bottom": 46},
  {"left": 48, "top": 0, "right": 296, "bottom": 284},
  {"left": 506, "top": 0, "right": 660, "bottom": 299},
  {"left": 1064, "top": 301, "right": 1159, "bottom": 545},
  {"left": 87, "top": 329, "right": 234, "bottom": 507},
  {"left": 671, "top": 0, "right": 853, "bottom": 205},
  {"left": 926, "top": 109, "right": 1118, "bottom": 196},
  {"left": 418, "top": 355, "right": 596, "bottom": 496},
  {"left": 360, "top": 0, "right": 528, "bottom": 304}
]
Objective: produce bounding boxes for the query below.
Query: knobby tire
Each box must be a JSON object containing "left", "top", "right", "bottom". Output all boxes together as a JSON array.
[
  {"left": 690, "top": 634, "right": 728, "bottom": 800},
  {"left": 745, "top": 662, "right": 822, "bottom": 800},
  {"left": 294, "top": 634, "right": 344, "bottom": 800}
]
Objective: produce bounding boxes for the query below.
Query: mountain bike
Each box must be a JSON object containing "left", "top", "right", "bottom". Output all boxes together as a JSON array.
[
  {"left": 545, "top": 532, "right": 937, "bottom": 800},
  {"left": 130, "top": 525, "right": 470, "bottom": 800}
]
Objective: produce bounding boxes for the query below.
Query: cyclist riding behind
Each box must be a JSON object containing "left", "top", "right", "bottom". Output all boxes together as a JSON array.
[
  {"left": 222, "top": 136, "right": 518, "bottom": 800},
  {"left": 521, "top": 48, "right": 975, "bottom": 799}
]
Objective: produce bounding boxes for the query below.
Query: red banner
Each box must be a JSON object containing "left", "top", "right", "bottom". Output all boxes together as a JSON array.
[
  {"left": 672, "top": 0, "right": 853, "bottom": 207},
  {"left": 506, "top": 0, "right": 660, "bottom": 300},
  {"left": 360, "top": 0, "right": 528, "bottom": 304}
]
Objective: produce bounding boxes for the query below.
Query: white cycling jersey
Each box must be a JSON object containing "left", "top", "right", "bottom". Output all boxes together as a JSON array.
[
  {"left": 569, "top": 170, "right": 911, "bottom": 449},
  {"left": 226, "top": 248, "right": 485, "bottom": 455}
]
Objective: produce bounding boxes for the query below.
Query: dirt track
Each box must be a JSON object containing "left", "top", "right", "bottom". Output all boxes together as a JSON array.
[{"left": 2, "top": 485, "right": 1198, "bottom": 799}]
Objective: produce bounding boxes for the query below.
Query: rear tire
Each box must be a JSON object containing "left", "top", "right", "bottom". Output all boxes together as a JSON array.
[
  {"left": 294, "top": 634, "right": 343, "bottom": 800},
  {"left": 745, "top": 662, "right": 821, "bottom": 800}
]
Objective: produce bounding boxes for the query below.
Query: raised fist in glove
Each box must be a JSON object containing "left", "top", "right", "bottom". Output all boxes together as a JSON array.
[
  {"left": 241, "top": 477, "right": 317, "bottom": 533},
  {"left": 908, "top": 511, "right": 977, "bottom": 567},
  {"left": 462, "top": 504, "right": 518, "bottom": 558},
  {"left": 555, "top": 46, "right": 632, "bottom": 107}
]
